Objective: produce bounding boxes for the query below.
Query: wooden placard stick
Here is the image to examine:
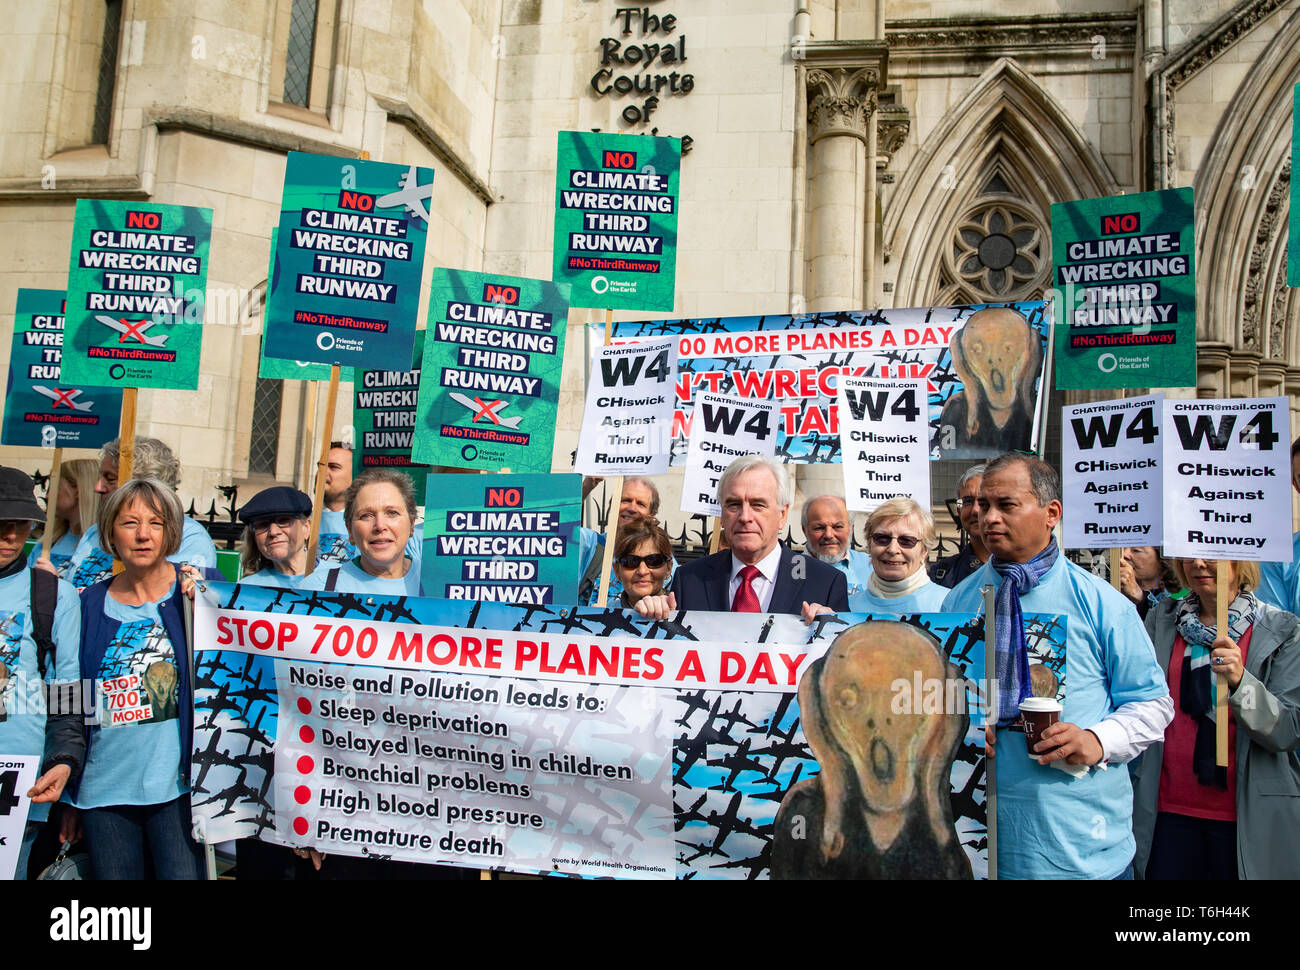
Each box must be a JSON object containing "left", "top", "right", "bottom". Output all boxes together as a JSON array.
[
  {"left": 42, "top": 447, "right": 63, "bottom": 561},
  {"left": 708, "top": 518, "right": 722, "bottom": 553},
  {"left": 982, "top": 582, "right": 998, "bottom": 880},
  {"left": 1215, "top": 558, "right": 1230, "bottom": 766},
  {"left": 111, "top": 388, "right": 139, "bottom": 576},
  {"left": 304, "top": 365, "right": 341, "bottom": 576},
  {"left": 300, "top": 378, "right": 319, "bottom": 494}
]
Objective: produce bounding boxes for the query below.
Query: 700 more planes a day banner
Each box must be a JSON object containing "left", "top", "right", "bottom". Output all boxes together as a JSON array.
[
  {"left": 61, "top": 199, "right": 213, "bottom": 389},
  {"left": 553, "top": 131, "right": 680, "bottom": 311},
  {"left": 607, "top": 302, "right": 1049, "bottom": 462},
  {"left": 191, "top": 582, "right": 1069, "bottom": 879}
]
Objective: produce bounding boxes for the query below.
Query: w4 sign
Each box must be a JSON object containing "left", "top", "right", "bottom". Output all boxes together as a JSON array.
[
  {"left": 1162, "top": 397, "right": 1292, "bottom": 563},
  {"left": 681, "top": 392, "right": 778, "bottom": 516},
  {"left": 838, "top": 378, "right": 930, "bottom": 513},
  {"left": 576, "top": 336, "right": 678, "bottom": 476},
  {"left": 1061, "top": 396, "right": 1162, "bottom": 548}
]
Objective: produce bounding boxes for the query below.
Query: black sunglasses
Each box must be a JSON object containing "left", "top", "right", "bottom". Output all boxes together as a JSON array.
[
  {"left": 617, "top": 553, "right": 670, "bottom": 570},
  {"left": 869, "top": 532, "right": 922, "bottom": 550},
  {"left": 251, "top": 514, "right": 301, "bottom": 533}
]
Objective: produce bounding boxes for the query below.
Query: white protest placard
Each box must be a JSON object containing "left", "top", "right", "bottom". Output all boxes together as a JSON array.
[
  {"left": 575, "top": 336, "right": 677, "bottom": 475},
  {"left": 1162, "top": 396, "right": 1292, "bottom": 563},
  {"left": 1062, "top": 394, "right": 1163, "bottom": 548},
  {"left": 681, "top": 391, "right": 778, "bottom": 516},
  {"left": 836, "top": 377, "right": 931, "bottom": 513},
  {"left": 0, "top": 754, "right": 39, "bottom": 879}
]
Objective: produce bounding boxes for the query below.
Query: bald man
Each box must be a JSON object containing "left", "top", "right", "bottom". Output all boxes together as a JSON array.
[{"left": 802, "top": 494, "right": 871, "bottom": 598}]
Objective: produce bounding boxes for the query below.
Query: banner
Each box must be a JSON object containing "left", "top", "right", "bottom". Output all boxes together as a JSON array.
[
  {"left": 1061, "top": 395, "right": 1163, "bottom": 549},
  {"left": 263, "top": 152, "right": 432, "bottom": 370},
  {"left": 61, "top": 199, "right": 212, "bottom": 389},
  {"left": 575, "top": 336, "right": 677, "bottom": 475},
  {"left": 412, "top": 269, "right": 570, "bottom": 473},
  {"left": 607, "top": 302, "right": 1048, "bottom": 461},
  {"left": 191, "top": 582, "right": 1071, "bottom": 879},
  {"left": 419, "top": 473, "right": 582, "bottom": 605},
  {"left": 553, "top": 131, "right": 680, "bottom": 311},
  {"left": 1162, "top": 397, "right": 1292, "bottom": 562},
  {"left": 681, "top": 391, "right": 778, "bottom": 517},
  {"left": 1052, "top": 188, "right": 1196, "bottom": 390},
  {"left": 353, "top": 330, "right": 429, "bottom": 505},
  {"left": 0, "top": 755, "right": 38, "bottom": 879},
  {"left": 2, "top": 289, "right": 122, "bottom": 449},
  {"left": 837, "top": 377, "right": 930, "bottom": 513}
]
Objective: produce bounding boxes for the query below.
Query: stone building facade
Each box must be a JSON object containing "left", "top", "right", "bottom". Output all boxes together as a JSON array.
[{"left": 0, "top": 0, "right": 1296, "bottom": 537}]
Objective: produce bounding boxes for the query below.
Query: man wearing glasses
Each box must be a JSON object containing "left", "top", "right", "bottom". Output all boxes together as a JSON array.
[{"left": 930, "top": 463, "right": 988, "bottom": 589}]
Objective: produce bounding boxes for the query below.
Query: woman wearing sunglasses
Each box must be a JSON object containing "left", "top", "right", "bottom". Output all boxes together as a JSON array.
[
  {"left": 849, "top": 498, "right": 947, "bottom": 614},
  {"left": 612, "top": 515, "right": 675, "bottom": 609},
  {"left": 237, "top": 486, "right": 313, "bottom": 588}
]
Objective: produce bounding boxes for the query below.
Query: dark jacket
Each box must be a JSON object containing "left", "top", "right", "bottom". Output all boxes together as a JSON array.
[
  {"left": 929, "top": 542, "right": 984, "bottom": 589},
  {"left": 672, "top": 547, "right": 848, "bottom": 614}
]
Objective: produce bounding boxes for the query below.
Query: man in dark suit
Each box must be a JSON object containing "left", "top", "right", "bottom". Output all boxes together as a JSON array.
[{"left": 636, "top": 455, "right": 848, "bottom": 618}]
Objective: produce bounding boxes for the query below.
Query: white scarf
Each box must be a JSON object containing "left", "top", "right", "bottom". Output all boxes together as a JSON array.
[{"left": 866, "top": 566, "right": 931, "bottom": 600}]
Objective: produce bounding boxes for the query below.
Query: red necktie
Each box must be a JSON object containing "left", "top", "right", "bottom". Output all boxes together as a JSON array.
[{"left": 732, "top": 565, "right": 761, "bottom": 612}]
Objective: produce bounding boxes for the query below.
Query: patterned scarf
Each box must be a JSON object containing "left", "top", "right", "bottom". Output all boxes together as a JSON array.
[
  {"left": 989, "top": 540, "right": 1059, "bottom": 727},
  {"left": 1174, "top": 590, "right": 1256, "bottom": 788}
]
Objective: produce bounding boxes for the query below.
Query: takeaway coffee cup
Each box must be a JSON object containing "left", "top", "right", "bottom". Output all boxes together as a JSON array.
[{"left": 1019, "top": 697, "right": 1062, "bottom": 756}]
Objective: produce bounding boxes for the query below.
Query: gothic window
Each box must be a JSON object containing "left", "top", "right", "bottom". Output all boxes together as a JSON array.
[
  {"left": 248, "top": 377, "right": 284, "bottom": 476},
  {"left": 54, "top": 0, "right": 124, "bottom": 151},
  {"left": 270, "top": 0, "right": 338, "bottom": 114}
]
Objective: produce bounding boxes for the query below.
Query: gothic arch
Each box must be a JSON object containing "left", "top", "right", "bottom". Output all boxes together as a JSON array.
[
  {"left": 1195, "top": 5, "right": 1300, "bottom": 357},
  {"left": 886, "top": 57, "right": 1118, "bottom": 307}
]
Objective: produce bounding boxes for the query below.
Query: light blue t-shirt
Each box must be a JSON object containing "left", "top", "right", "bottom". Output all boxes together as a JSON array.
[
  {"left": 1256, "top": 531, "right": 1300, "bottom": 616},
  {"left": 240, "top": 568, "right": 304, "bottom": 589},
  {"left": 67, "top": 518, "right": 218, "bottom": 591},
  {"left": 27, "top": 531, "right": 80, "bottom": 579},
  {"left": 75, "top": 585, "right": 186, "bottom": 809},
  {"left": 300, "top": 558, "right": 422, "bottom": 597},
  {"left": 848, "top": 578, "right": 947, "bottom": 614},
  {"left": 833, "top": 550, "right": 874, "bottom": 599},
  {"left": 0, "top": 568, "right": 81, "bottom": 822},
  {"left": 942, "top": 555, "right": 1168, "bottom": 880}
]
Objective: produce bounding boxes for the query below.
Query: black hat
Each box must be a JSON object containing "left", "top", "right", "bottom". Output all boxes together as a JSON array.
[
  {"left": 0, "top": 467, "right": 44, "bottom": 522},
  {"left": 238, "top": 486, "right": 312, "bottom": 524}
]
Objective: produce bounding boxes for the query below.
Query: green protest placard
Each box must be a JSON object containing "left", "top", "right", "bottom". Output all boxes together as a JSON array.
[
  {"left": 2, "top": 289, "right": 122, "bottom": 449},
  {"left": 420, "top": 473, "right": 582, "bottom": 605},
  {"left": 353, "top": 330, "right": 429, "bottom": 504},
  {"left": 263, "top": 152, "right": 432, "bottom": 370},
  {"left": 553, "top": 130, "right": 680, "bottom": 310},
  {"left": 412, "top": 269, "right": 569, "bottom": 473},
  {"left": 61, "top": 199, "right": 212, "bottom": 389},
  {"left": 1052, "top": 187, "right": 1195, "bottom": 389},
  {"left": 257, "top": 224, "right": 353, "bottom": 381}
]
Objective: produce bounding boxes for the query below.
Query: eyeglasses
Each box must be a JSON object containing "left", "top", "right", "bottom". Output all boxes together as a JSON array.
[
  {"left": 870, "top": 532, "right": 922, "bottom": 550},
  {"left": 957, "top": 497, "right": 978, "bottom": 508},
  {"left": 617, "top": 553, "right": 670, "bottom": 570},
  {"left": 251, "top": 515, "right": 300, "bottom": 533}
]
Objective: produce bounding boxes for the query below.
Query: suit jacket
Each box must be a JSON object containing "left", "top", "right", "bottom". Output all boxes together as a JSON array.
[{"left": 673, "top": 547, "right": 849, "bottom": 614}]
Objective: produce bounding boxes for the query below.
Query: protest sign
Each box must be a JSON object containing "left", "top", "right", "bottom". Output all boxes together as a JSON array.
[
  {"left": 607, "top": 302, "right": 1048, "bottom": 461},
  {"left": 0, "top": 754, "right": 39, "bottom": 879},
  {"left": 258, "top": 229, "right": 352, "bottom": 382},
  {"left": 575, "top": 336, "right": 677, "bottom": 475},
  {"left": 413, "top": 269, "right": 569, "bottom": 473},
  {"left": 553, "top": 131, "right": 680, "bottom": 311},
  {"left": 61, "top": 199, "right": 212, "bottom": 389},
  {"left": 1052, "top": 188, "right": 1196, "bottom": 390},
  {"left": 836, "top": 377, "right": 930, "bottom": 513},
  {"left": 681, "top": 392, "right": 778, "bottom": 516},
  {"left": 191, "top": 581, "right": 1070, "bottom": 878},
  {"left": 1162, "top": 396, "right": 1292, "bottom": 563},
  {"left": 2, "top": 289, "right": 122, "bottom": 449},
  {"left": 352, "top": 330, "right": 429, "bottom": 504},
  {"left": 420, "top": 473, "right": 582, "bottom": 605},
  {"left": 262, "top": 152, "right": 432, "bottom": 370},
  {"left": 1062, "top": 395, "right": 1164, "bottom": 548}
]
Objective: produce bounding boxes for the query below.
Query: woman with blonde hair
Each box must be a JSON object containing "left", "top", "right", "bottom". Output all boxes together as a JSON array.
[
  {"left": 848, "top": 498, "right": 947, "bottom": 614},
  {"left": 30, "top": 458, "right": 100, "bottom": 577}
]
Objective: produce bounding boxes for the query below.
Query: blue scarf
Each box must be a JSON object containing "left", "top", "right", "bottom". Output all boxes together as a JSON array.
[{"left": 990, "top": 540, "right": 1059, "bottom": 727}]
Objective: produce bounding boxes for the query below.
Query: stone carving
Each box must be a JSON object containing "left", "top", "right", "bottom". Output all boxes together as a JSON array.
[{"left": 806, "top": 67, "right": 878, "bottom": 144}]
